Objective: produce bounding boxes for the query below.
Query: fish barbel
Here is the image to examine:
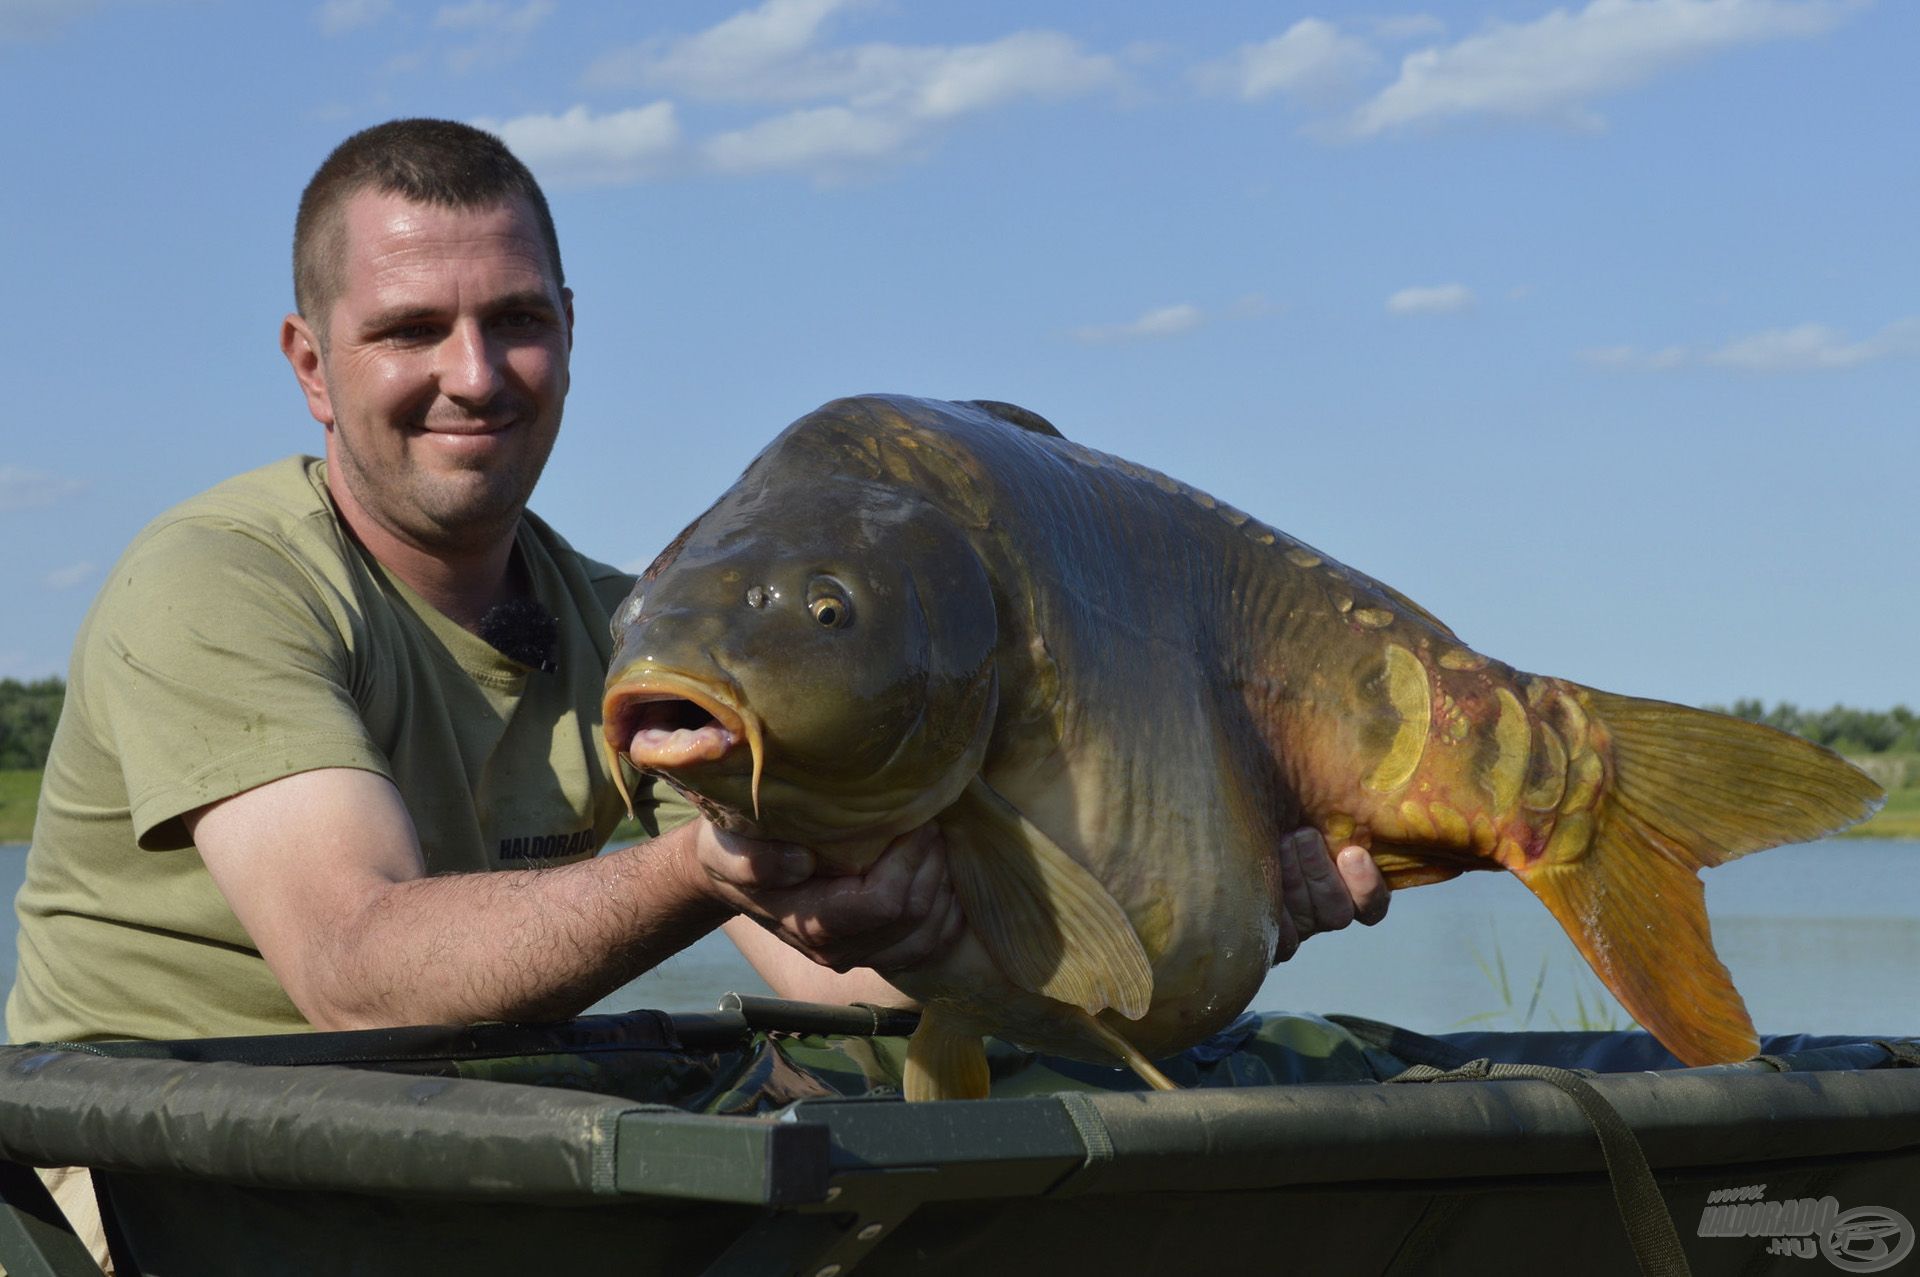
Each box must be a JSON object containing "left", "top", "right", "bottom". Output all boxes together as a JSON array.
[{"left": 603, "top": 395, "right": 1884, "bottom": 1100}]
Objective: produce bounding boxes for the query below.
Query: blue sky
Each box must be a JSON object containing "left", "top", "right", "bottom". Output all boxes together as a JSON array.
[{"left": 2, "top": 0, "right": 1914, "bottom": 711}]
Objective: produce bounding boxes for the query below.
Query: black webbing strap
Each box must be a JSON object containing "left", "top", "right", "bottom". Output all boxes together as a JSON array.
[{"left": 1387, "top": 1059, "right": 1692, "bottom": 1277}]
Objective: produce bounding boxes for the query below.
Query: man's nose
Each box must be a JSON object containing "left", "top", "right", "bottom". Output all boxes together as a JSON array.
[{"left": 437, "top": 320, "right": 504, "bottom": 404}]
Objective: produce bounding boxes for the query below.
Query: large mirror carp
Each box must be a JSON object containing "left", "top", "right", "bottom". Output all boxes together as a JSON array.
[{"left": 602, "top": 395, "right": 1883, "bottom": 1100}]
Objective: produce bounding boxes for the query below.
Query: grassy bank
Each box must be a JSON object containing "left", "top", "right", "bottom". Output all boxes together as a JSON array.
[
  {"left": 0, "top": 770, "right": 39, "bottom": 844},
  {"left": 1842, "top": 784, "right": 1920, "bottom": 840}
]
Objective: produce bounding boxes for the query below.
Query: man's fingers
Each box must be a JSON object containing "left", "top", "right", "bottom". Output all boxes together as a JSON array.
[
  {"left": 698, "top": 823, "right": 814, "bottom": 892},
  {"left": 903, "top": 831, "right": 947, "bottom": 917},
  {"left": 1337, "top": 845, "right": 1390, "bottom": 926},
  {"left": 1271, "top": 901, "right": 1302, "bottom": 963},
  {"left": 748, "top": 826, "right": 958, "bottom": 971},
  {"left": 1277, "top": 831, "right": 1318, "bottom": 939},
  {"left": 1295, "top": 829, "right": 1356, "bottom": 932},
  {"left": 1280, "top": 827, "right": 1355, "bottom": 938},
  {"left": 847, "top": 882, "right": 962, "bottom": 973},
  {"left": 1275, "top": 828, "right": 1396, "bottom": 962}
]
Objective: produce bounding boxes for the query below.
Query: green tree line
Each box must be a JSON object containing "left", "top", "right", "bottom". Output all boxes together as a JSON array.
[
  {"left": 0, "top": 675, "right": 65, "bottom": 768},
  {"left": 2, "top": 677, "right": 1915, "bottom": 770},
  {"left": 1710, "top": 700, "right": 1920, "bottom": 756},
  {"left": 0, "top": 677, "right": 65, "bottom": 770}
]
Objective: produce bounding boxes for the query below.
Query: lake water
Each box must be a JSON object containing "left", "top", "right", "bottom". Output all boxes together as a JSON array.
[{"left": 4, "top": 839, "right": 1915, "bottom": 1039}]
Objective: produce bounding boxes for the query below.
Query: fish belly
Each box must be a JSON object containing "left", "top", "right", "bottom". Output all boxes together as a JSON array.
[{"left": 900, "top": 675, "right": 1286, "bottom": 1064}]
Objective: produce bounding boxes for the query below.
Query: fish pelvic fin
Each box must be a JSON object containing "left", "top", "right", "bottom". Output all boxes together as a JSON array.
[
  {"left": 1071, "top": 1009, "right": 1178, "bottom": 1091},
  {"left": 1515, "top": 686, "right": 1885, "bottom": 1067},
  {"left": 940, "top": 777, "right": 1154, "bottom": 1020},
  {"left": 904, "top": 1003, "right": 992, "bottom": 1101}
]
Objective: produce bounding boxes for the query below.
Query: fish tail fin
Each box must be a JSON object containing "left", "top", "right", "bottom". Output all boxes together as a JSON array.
[
  {"left": 904, "top": 1003, "right": 992, "bottom": 1101},
  {"left": 1516, "top": 685, "right": 1884, "bottom": 1066}
]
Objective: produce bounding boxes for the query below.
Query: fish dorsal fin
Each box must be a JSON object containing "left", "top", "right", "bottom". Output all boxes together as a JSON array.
[
  {"left": 961, "top": 399, "right": 1065, "bottom": 438},
  {"left": 1376, "top": 581, "right": 1457, "bottom": 639},
  {"left": 939, "top": 777, "right": 1152, "bottom": 1019}
]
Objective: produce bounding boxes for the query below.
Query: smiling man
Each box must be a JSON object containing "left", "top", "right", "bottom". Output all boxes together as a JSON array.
[{"left": 9, "top": 119, "right": 1385, "bottom": 1050}]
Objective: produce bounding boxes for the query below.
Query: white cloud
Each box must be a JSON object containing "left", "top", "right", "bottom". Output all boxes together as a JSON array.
[
  {"left": 1577, "top": 343, "right": 1692, "bottom": 367},
  {"left": 475, "top": 104, "right": 684, "bottom": 188},
  {"left": 44, "top": 562, "right": 97, "bottom": 592},
  {"left": 0, "top": 467, "right": 85, "bottom": 513},
  {"left": 315, "top": 0, "right": 392, "bottom": 36},
  {"left": 1706, "top": 320, "right": 1920, "bottom": 369},
  {"left": 1386, "top": 283, "right": 1475, "bottom": 315},
  {"left": 432, "top": 0, "right": 553, "bottom": 72},
  {"left": 1581, "top": 318, "right": 1920, "bottom": 371},
  {"left": 1348, "top": 0, "right": 1859, "bottom": 137},
  {"left": 704, "top": 107, "right": 917, "bottom": 176},
  {"left": 906, "top": 31, "right": 1117, "bottom": 120},
  {"left": 585, "top": 0, "right": 862, "bottom": 97},
  {"left": 1195, "top": 19, "right": 1381, "bottom": 106},
  {"left": 573, "top": 0, "right": 1118, "bottom": 181},
  {"left": 1070, "top": 303, "right": 1206, "bottom": 345}
]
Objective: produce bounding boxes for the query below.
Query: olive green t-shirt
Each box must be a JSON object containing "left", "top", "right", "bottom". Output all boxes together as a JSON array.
[{"left": 7, "top": 456, "right": 689, "bottom": 1043}]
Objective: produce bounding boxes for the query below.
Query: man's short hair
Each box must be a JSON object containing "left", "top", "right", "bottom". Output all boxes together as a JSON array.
[{"left": 293, "top": 118, "right": 564, "bottom": 337}]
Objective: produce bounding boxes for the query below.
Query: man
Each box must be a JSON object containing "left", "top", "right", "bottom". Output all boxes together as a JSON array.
[{"left": 9, "top": 119, "right": 1384, "bottom": 1050}]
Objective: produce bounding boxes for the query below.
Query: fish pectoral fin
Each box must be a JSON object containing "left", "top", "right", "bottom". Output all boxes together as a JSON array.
[
  {"left": 904, "top": 1003, "right": 991, "bottom": 1101},
  {"left": 940, "top": 777, "right": 1154, "bottom": 1020}
]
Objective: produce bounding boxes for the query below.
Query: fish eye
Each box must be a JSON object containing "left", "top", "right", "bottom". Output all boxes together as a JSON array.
[{"left": 807, "top": 578, "right": 853, "bottom": 629}]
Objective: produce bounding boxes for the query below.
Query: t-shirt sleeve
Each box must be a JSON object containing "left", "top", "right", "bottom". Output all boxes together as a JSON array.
[{"left": 82, "top": 518, "right": 392, "bottom": 851}]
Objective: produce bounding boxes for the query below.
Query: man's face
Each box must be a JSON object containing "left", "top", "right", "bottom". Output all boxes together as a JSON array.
[{"left": 288, "top": 190, "right": 573, "bottom": 555}]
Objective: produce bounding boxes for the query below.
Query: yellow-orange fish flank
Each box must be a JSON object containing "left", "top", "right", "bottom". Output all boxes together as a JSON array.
[{"left": 603, "top": 395, "right": 1885, "bottom": 1100}]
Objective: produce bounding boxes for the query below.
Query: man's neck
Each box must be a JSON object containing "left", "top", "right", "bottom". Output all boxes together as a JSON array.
[
  {"left": 370, "top": 529, "right": 524, "bottom": 633},
  {"left": 323, "top": 469, "right": 525, "bottom": 633}
]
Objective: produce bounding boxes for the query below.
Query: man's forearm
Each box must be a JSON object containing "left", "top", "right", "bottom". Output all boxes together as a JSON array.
[{"left": 303, "top": 822, "right": 727, "bottom": 1029}]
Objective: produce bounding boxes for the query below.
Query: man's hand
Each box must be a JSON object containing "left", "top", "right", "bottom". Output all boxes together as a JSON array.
[
  {"left": 1273, "top": 829, "right": 1390, "bottom": 962},
  {"left": 692, "top": 823, "right": 965, "bottom": 975}
]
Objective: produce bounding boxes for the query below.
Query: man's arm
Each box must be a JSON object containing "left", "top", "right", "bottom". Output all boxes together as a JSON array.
[{"left": 188, "top": 766, "right": 950, "bottom": 1030}]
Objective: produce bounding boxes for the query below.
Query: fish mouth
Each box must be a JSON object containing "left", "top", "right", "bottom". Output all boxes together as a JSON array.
[{"left": 602, "top": 672, "right": 766, "bottom": 819}]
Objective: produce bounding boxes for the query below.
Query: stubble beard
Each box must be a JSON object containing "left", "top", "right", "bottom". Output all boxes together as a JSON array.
[{"left": 333, "top": 410, "right": 559, "bottom": 556}]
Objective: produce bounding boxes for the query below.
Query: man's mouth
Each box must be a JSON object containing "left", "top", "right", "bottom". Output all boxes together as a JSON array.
[{"left": 416, "top": 420, "right": 513, "bottom": 439}]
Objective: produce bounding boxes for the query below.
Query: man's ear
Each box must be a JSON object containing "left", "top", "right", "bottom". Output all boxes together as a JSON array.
[
  {"left": 562, "top": 286, "right": 575, "bottom": 353},
  {"left": 281, "top": 314, "right": 335, "bottom": 427}
]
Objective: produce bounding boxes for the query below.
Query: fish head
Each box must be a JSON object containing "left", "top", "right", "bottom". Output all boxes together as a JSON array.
[{"left": 603, "top": 471, "right": 999, "bottom": 861}]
